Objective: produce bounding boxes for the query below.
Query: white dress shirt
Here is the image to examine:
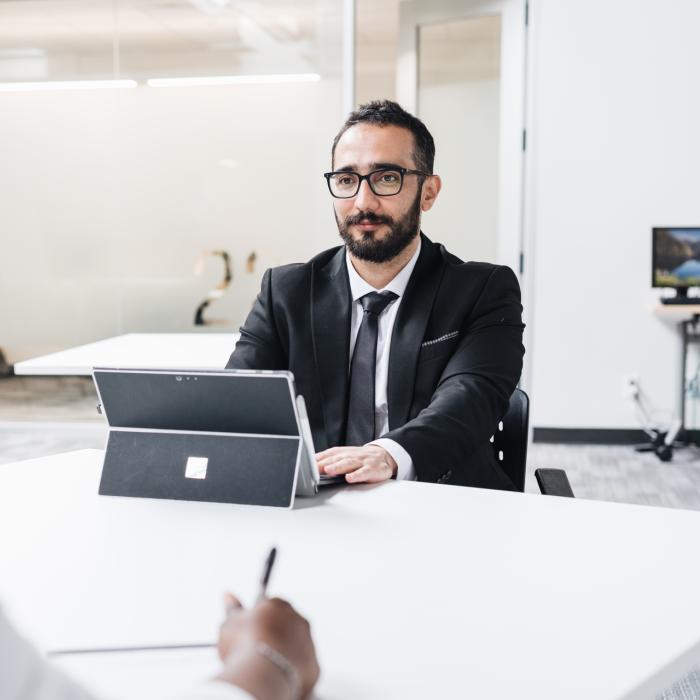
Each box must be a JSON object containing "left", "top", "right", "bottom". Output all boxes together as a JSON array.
[
  {"left": 0, "top": 608, "right": 253, "bottom": 700},
  {"left": 345, "top": 241, "right": 421, "bottom": 481}
]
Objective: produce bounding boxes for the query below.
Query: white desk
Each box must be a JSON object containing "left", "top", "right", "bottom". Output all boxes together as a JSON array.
[
  {"left": 2, "top": 450, "right": 700, "bottom": 700},
  {"left": 653, "top": 304, "right": 700, "bottom": 322},
  {"left": 13, "top": 333, "right": 239, "bottom": 376}
]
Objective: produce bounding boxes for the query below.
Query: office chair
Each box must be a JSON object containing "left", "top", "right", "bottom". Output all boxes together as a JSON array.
[
  {"left": 491, "top": 389, "right": 575, "bottom": 497},
  {"left": 534, "top": 468, "right": 575, "bottom": 497},
  {"left": 0, "top": 348, "right": 12, "bottom": 378},
  {"left": 492, "top": 388, "right": 530, "bottom": 492}
]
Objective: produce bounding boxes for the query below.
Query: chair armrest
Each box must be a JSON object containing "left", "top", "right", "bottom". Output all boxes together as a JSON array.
[{"left": 535, "top": 468, "right": 575, "bottom": 498}]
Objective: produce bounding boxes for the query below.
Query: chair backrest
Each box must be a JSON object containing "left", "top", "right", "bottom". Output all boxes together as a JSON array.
[{"left": 491, "top": 388, "right": 529, "bottom": 492}]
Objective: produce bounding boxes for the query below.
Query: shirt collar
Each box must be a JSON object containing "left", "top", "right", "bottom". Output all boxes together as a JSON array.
[{"left": 345, "top": 239, "right": 422, "bottom": 302}]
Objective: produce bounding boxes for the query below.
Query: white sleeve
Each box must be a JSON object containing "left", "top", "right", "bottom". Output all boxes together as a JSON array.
[
  {"left": 370, "top": 438, "right": 416, "bottom": 481},
  {"left": 0, "top": 608, "right": 96, "bottom": 700},
  {"left": 171, "top": 680, "right": 255, "bottom": 700},
  {"left": 0, "top": 609, "right": 255, "bottom": 700}
]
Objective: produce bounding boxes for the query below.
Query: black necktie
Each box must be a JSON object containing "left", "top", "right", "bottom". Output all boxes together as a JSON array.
[{"left": 344, "top": 291, "right": 399, "bottom": 446}]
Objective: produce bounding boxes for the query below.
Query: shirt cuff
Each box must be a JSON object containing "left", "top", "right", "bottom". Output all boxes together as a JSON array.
[{"left": 370, "top": 438, "right": 416, "bottom": 480}]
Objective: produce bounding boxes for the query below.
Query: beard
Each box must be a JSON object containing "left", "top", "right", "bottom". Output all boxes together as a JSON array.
[{"left": 335, "top": 190, "right": 422, "bottom": 263}]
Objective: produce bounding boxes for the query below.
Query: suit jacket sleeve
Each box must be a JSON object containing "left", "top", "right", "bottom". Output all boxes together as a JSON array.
[
  {"left": 382, "top": 265, "right": 525, "bottom": 485},
  {"left": 227, "top": 268, "right": 286, "bottom": 370}
]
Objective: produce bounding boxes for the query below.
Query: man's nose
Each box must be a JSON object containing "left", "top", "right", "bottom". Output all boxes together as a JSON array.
[{"left": 354, "top": 178, "right": 380, "bottom": 211}]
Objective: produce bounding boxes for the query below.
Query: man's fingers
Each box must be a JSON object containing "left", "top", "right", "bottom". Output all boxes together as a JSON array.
[
  {"left": 317, "top": 454, "right": 353, "bottom": 469},
  {"left": 323, "top": 457, "right": 361, "bottom": 475},
  {"left": 316, "top": 448, "right": 358, "bottom": 463},
  {"left": 345, "top": 464, "right": 392, "bottom": 484},
  {"left": 316, "top": 446, "right": 394, "bottom": 479},
  {"left": 317, "top": 449, "right": 345, "bottom": 474},
  {"left": 315, "top": 446, "right": 343, "bottom": 459}
]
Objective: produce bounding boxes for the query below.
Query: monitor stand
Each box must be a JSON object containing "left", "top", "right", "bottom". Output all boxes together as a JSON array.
[{"left": 661, "top": 288, "right": 698, "bottom": 305}]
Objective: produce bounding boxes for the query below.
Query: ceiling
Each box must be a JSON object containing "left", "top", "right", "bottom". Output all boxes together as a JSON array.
[
  {"left": 0, "top": 1, "right": 500, "bottom": 88},
  {"left": 0, "top": 0, "right": 338, "bottom": 80}
]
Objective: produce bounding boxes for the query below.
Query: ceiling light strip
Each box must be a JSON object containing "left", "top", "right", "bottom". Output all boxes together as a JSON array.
[{"left": 146, "top": 73, "right": 321, "bottom": 87}]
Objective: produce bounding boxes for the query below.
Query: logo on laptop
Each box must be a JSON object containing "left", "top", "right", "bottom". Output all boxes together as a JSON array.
[{"left": 185, "top": 456, "right": 209, "bottom": 480}]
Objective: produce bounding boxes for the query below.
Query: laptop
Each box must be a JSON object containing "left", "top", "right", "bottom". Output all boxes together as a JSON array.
[{"left": 93, "top": 368, "right": 339, "bottom": 508}]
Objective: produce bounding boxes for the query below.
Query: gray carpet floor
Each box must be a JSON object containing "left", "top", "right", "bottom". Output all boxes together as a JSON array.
[
  {"left": 1, "top": 376, "right": 699, "bottom": 697},
  {"left": 4, "top": 376, "right": 700, "bottom": 511}
]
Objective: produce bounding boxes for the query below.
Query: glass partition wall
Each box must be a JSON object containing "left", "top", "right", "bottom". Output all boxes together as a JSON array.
[
  {"left": 418, "top": 15, "right": 501, "bottom": 263},
  {"left": 0, "top": 0, "right": 343, "bottom": 360}
]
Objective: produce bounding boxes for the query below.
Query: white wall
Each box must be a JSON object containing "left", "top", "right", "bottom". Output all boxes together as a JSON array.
[
  {"left": 527, "top": 0, "right": 700, "bottom": 430},
  {"left": 0, "top": 81, "right": 341, "bottom": 362}
]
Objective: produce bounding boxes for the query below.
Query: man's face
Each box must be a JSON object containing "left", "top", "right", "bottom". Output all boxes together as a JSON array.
[{"left": 331, "top": 124, "right": 429, "bottom": 263}]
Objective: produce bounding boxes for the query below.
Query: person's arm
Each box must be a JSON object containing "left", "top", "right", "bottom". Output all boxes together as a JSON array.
[
  {"left": 2, "top": 596, "right": 319, "bottom": 700},
  {"left": 383, "top": 265, "right": 525, "bottom": 484},
  {"left": 215, "top": 594, "right": 320, "bottom": 700},
  {"left": 317, "top": 265, "right": 524, "bottom": 485},
  {"left": 227, "top": 269, "right": 286, "bottom": 371},
  {"left": 370, "top": 438, "right": 415, "bottom": 480}
]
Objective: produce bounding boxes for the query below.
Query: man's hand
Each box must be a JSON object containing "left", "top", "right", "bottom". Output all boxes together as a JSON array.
[
  {"left": 316, "top": 445, "right": 398, "bottom": 483},
  {"left": 217, "top": 594, "right": 320, "bottom": 700}
]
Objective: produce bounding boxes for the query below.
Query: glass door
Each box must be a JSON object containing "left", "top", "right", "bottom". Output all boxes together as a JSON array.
[{"left": 397, "top": 0, "right": 527, "bottom": 273}]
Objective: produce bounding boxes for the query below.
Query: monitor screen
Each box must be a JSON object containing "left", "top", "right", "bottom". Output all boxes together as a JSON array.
[{"left": 653, "top": 228, "right": 700, "bottom": 288}]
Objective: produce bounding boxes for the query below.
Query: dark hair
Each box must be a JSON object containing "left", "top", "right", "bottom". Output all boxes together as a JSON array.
[{"left": 331, "top": 99, "right": 435, "bottom": 174}]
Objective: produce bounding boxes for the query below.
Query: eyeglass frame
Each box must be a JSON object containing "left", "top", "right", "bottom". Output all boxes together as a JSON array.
[{"left": 323, "top": 166, "right": 430, "bottom": 199}]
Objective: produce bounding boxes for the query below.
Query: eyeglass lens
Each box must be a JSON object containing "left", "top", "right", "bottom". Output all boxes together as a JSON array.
[{"left": 329, "top": 169, "right": 402, "bottom": 197}]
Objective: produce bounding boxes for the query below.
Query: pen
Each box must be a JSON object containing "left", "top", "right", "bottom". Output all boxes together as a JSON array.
[{"left": 257, "top": 546, "right": 277, "bottom": 603}]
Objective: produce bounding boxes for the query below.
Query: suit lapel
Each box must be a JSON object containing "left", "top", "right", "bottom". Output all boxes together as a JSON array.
[
  {"left": 311, "top": 247, "right": 351, "bottom": 448},
  {"left": 388, "top": 234, "right": 445, "bottom": 430}
]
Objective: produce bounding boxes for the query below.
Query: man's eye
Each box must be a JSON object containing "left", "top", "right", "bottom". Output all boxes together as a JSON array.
[
  {"left": 379, "top": 172, "right": 400, "bottom": 183},
  {"left": 336, "top": 175, "right": 356, "bottom": 187}
]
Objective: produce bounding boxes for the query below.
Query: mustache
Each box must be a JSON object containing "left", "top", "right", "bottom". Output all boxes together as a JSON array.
[{"left": 345, "top": 211, "right": 393, "bottom": 227}]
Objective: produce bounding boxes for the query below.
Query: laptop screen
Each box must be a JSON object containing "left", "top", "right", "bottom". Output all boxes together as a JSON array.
[{"left": 94, "top": 369, "right": 299, "bottom": 436}]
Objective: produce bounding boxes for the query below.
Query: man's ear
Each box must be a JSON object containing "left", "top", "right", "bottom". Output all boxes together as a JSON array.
[{"left": 420, "top": 175, "right": 442, "bottom": 212}]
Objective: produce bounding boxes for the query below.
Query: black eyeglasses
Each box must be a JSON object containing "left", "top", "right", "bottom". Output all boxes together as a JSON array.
[{"left": 323, "top": 167, "right": 428, "bottom": 198}]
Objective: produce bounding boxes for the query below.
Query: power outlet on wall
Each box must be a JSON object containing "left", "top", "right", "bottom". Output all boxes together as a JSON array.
[{"left": 621, "top": 374, "right": 640, "bottom": 400}]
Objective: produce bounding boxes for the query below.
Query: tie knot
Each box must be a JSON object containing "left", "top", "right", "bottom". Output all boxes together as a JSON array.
[{"left": 359, "top": 291, "right": 398, "bottom": 316}]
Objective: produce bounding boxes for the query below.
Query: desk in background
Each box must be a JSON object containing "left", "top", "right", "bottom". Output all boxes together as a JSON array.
[
  {"left": 2, "top": 449, "right": 700, "bottom": 699},
  {"left": 12, "top": 333, "right": 239, "bottom": 376}
]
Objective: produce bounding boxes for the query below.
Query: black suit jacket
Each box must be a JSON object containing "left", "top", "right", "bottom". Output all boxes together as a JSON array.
[{"left": 227, "top": 233, "right": 525, "bottom": 490}]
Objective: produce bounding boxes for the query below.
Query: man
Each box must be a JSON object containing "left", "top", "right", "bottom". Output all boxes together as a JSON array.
[
  {"left": 1, "top": 594, "right": 319, "bottom": 700},
  {"left": 228, "top": 100, "right": 524, "bottom": 489}
]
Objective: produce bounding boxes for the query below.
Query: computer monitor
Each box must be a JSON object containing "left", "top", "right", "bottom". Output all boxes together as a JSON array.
[{"left": 653, "top": 227, "right": 700, "bottom": 300}]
